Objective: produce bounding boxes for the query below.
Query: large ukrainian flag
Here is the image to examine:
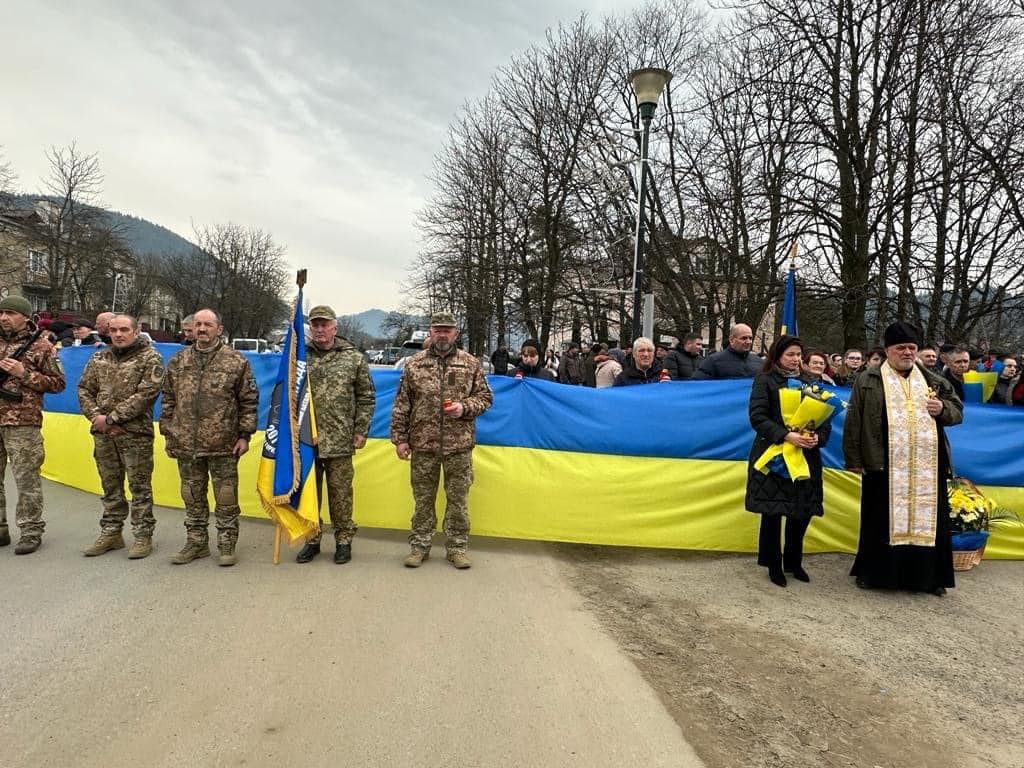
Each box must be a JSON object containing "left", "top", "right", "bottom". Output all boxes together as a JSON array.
[
  {"left": 256, "top": 289, "right": 320, "bottom": 543},
  {"left": 40, "top": 355, "right": 1024, "bottom": 560}
]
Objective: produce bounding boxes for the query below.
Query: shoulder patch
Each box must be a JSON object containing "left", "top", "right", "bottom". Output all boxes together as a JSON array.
[{"left": 151, "top": 364, "right": 165, "bottom": 384}]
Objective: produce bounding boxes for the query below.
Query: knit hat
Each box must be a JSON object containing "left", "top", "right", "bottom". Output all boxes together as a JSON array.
[
  {"left": 0, "top": 295, "right": 32, "bottom": 317},
  {"left": 521, "top": 338, "right": 541, "bottom": 354},
  {"left": 883, "top": 321, "right": 921, "bottom": 348}
]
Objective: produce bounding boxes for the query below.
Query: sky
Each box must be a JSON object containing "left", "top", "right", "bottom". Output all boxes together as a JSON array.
[{"left": 2, "top": 0, "right": 637, "bottom": 313}]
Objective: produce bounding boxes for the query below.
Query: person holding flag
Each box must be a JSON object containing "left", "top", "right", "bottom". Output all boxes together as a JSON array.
[{"left": 292, "top": 304, "right": 375, "bottom": 564}]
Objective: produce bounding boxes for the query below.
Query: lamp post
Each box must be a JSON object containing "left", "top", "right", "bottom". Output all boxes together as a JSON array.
[{"left": 628, "top": 67, "right": 672, "bottom": 342}]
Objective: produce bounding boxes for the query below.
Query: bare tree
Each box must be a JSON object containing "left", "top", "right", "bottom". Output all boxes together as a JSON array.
[{"left": 160, "top": 222, "right": 289, "bottom": 339}]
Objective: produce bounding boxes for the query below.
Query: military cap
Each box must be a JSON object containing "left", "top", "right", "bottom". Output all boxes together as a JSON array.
[
  {"left": 429, "top": 312, "right": 458, "bottom": 328},
  {"left": 308, "top": 305, "right": 337, "bottom": 321},
  {"left": 0, "top": 295, "right": 32, "bottom": 317}
]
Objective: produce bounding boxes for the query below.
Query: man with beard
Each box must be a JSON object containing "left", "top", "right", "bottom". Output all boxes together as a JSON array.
[
  {"left": 391, "top": 313, "right": 493, "bottom": 569},
  {"left": 0, "top": 295, "right": 66, "bottom": 554},
  {"left": 844, "top": 321, "right": 962, "bottom": 595},
  {"left": 663, "top": 333, "right": 703, "bottom": 380}
]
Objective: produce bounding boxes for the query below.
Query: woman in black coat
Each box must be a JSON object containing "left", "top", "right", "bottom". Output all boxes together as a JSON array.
[{"left": 745, "top": 335, "right": 831, "bottom": 587}]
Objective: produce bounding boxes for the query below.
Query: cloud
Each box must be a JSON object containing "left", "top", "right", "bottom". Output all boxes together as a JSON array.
[{"left": 2, "top": 0, "right": 635, "bottom": 312}]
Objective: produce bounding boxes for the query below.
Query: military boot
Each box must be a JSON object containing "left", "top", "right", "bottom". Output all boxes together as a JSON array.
[
  {"left": 127, "top": 537, "right": 153, "bottom": 559},
  {"left": 334, "top": 542, "right": 352, "bottom": 564},
  {"left": 84, "top": 532, "right": 125, "bottom": 557},
  {"left": 14, "top": 537, "right": 41, "bottom": 555},
  {"left": 403, "top": 548, "right": 429, "bottom": 568},
  {"left": 446, "top": 551, "right": 471, "bottom": 570},
  {"left": 218, "top": 542, "right": 238, "bottom": 567},
  {"left": 171, "top": 540, "right": 210, "bottom": 564},
  {"left": 0, "top": 527, "right": 10, "bottom": 547}
]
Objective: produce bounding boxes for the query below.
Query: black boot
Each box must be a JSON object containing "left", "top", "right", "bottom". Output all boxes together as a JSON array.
[
  {"left": 296, "top": 541, "right": 320, "bottom": 563},
  {"left": 787, "top": 566, "right": 810, "bottom": 582},
  {"left": 0, "top": 528, "right": 10, "bottom": 547},
  {"left": 768, "top": 566, "right": 787, "bottom": 587},
  {"left": 334, "top": 542, "right": 352, "bottom": 564}
]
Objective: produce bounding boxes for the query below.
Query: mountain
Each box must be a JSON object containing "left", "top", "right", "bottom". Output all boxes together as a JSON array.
[
  {"left": 347, "top": 308, "right": 388, "bottom": 337},
  {"left": 10, "top": 195, "right": 195, "bottom": 258},
  {"left": 106, "top": 210, "right": 194, "bottom": 256}
]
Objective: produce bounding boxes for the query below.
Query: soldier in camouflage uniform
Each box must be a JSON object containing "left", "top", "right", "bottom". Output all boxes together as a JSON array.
[
  {"left": 160, "top": 308, "right": 258, "bottom": 567},
  {"left": 77, "top": 314, "right": 164, "bottom": 559},
  {"left": 0, "top": 295, "right": 66, "bottom": 554},
  {"left": 391, "top": 312, "right": 493, "bottom": 569},
  {"left": 294, "top": 305, "right": 376, "bottom": 565}
]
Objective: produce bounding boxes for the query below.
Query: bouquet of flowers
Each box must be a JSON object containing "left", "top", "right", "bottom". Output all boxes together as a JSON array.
[{"left": 754, "top": 382, "right": 848, "bottom": 481}]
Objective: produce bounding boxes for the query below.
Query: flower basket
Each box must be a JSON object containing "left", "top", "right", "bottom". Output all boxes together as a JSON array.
[
  {"left": 951, "top": 531, "right": 989, "bottom": 572},
  {"left": 947, "top": 478, "right": 1023, "bottom": 571}
]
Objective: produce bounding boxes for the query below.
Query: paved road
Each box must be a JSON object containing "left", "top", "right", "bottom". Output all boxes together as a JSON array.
[{"left": 1, "top": 478, "right": 705, "bottom": 768}]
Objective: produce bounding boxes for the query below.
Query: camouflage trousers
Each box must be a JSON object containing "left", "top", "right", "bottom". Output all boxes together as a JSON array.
[
  {"left": 93, "top": 433, "right": 155, "bottom": 537},
  {"left": 0, "top": 426, "right": 45, "bottom": 539},
  {"left": 308, "top": 455, "right": 357, "bottom": 545},
  {"left": 408, "top": 449, "right": 473, "bottom": 553},
  {"left": 176, "top": 455, "right": 240, "bottom": 546}
]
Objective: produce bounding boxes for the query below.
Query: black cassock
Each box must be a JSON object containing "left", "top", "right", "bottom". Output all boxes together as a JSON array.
[{"left": 850, "top": 407, "right": 955, "bottom": 592}]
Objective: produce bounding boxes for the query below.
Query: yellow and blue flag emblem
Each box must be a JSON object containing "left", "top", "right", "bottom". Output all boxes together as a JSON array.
[{"left": 257, "top": 291, "right": 320, "bottom": 542}]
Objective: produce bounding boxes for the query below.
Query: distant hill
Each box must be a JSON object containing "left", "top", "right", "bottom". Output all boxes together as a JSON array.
[
  {"left": 10, "top": 195, "right": 195, "bottom": 258},
  {"left": 107, "top": 210, "right": 194, "bottom": 257},
  {"left": 347, "top": 308, "right": 387, "bottom": 337}
]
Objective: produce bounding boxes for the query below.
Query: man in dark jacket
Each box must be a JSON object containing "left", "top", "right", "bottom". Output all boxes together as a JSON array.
[
  {"left": 557, "top": 342, "right": 583, "bottom": 385},
  {"left": 613, "top": 338, "right": 664, "bottom": 386},
  {"left": 693, "top": 324, "right": 760, "bottom": 379},
  {"left": 943, "top": 346, "right": 970, "bottom": 401},
  {"left": 663, "top": 333, "right": 703, "bottom": 380},
  {"left": 490, "top": 343, "right": 510, "bottom": 376}
]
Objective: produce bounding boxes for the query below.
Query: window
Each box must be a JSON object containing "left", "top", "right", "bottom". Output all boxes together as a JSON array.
[
  {"left": 27, "top": 249, "right": 45, "bottom": 273},
  {"left": 698, "top": 303, "right": 708, "bottom": 318},
  {"left": 29, "top": 294, "right": 46, "bottom": 313}
]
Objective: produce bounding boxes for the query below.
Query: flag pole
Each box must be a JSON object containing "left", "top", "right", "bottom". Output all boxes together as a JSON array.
[
  {"left": 271, "top": 268, "right": 308, "bottom": 565},
  {"left": 788, "top": 239, "right": 798, "bottom": 269}
]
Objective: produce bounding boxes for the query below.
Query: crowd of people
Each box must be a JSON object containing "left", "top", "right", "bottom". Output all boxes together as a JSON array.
[
  {"left": 490, "top": 324, "right": 1024, "bottom": 406},
  {"left": 0, "top": 293, "right": 1014, "bottom": 593}
]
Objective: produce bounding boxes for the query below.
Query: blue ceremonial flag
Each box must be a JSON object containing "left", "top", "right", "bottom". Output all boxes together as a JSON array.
[
  {"left": 781, "top": 244, "right": 798, "bottom": 336},
  {"left": 257, "top": 275, "right": 320, "bottom": 543}
]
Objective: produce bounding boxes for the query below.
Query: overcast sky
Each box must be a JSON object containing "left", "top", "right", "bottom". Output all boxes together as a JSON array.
[{"left": 2, "top": 0, "right": 636, "bottom": 313}]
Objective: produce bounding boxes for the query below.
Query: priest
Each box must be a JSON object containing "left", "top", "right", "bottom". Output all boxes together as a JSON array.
[{"left": 843, "top": 321, "right": 962, "bottom": 595}]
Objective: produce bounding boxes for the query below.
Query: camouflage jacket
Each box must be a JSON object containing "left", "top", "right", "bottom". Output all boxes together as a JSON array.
[
  {"left": 160, "top": 340, "right": 259, "bottom": 458},
  {"left": 390, "top": 347, "right": 493, "bottom": 455},
  {"left": 78, "top": 338, "right": 164, "bottom": 437},
  {"left": 0, "top": 323, "right": 66, "bottom": 427},
  {"left": 308, "top": 336, "right": 376, "bottom": 457}
]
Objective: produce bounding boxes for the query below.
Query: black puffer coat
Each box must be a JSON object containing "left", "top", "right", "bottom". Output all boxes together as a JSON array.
[{"left": 745, "top": 371, "right": 831, "bottom": 519}]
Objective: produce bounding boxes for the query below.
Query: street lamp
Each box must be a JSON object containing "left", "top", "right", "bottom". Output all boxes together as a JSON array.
[{"left": 628, "top": 66, "right": 672, "bottom": 342}]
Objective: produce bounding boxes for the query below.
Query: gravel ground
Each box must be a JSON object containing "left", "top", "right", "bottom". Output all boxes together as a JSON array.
[{"left": 554, "top": 545, "right": 1023, "bottom": 768}]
